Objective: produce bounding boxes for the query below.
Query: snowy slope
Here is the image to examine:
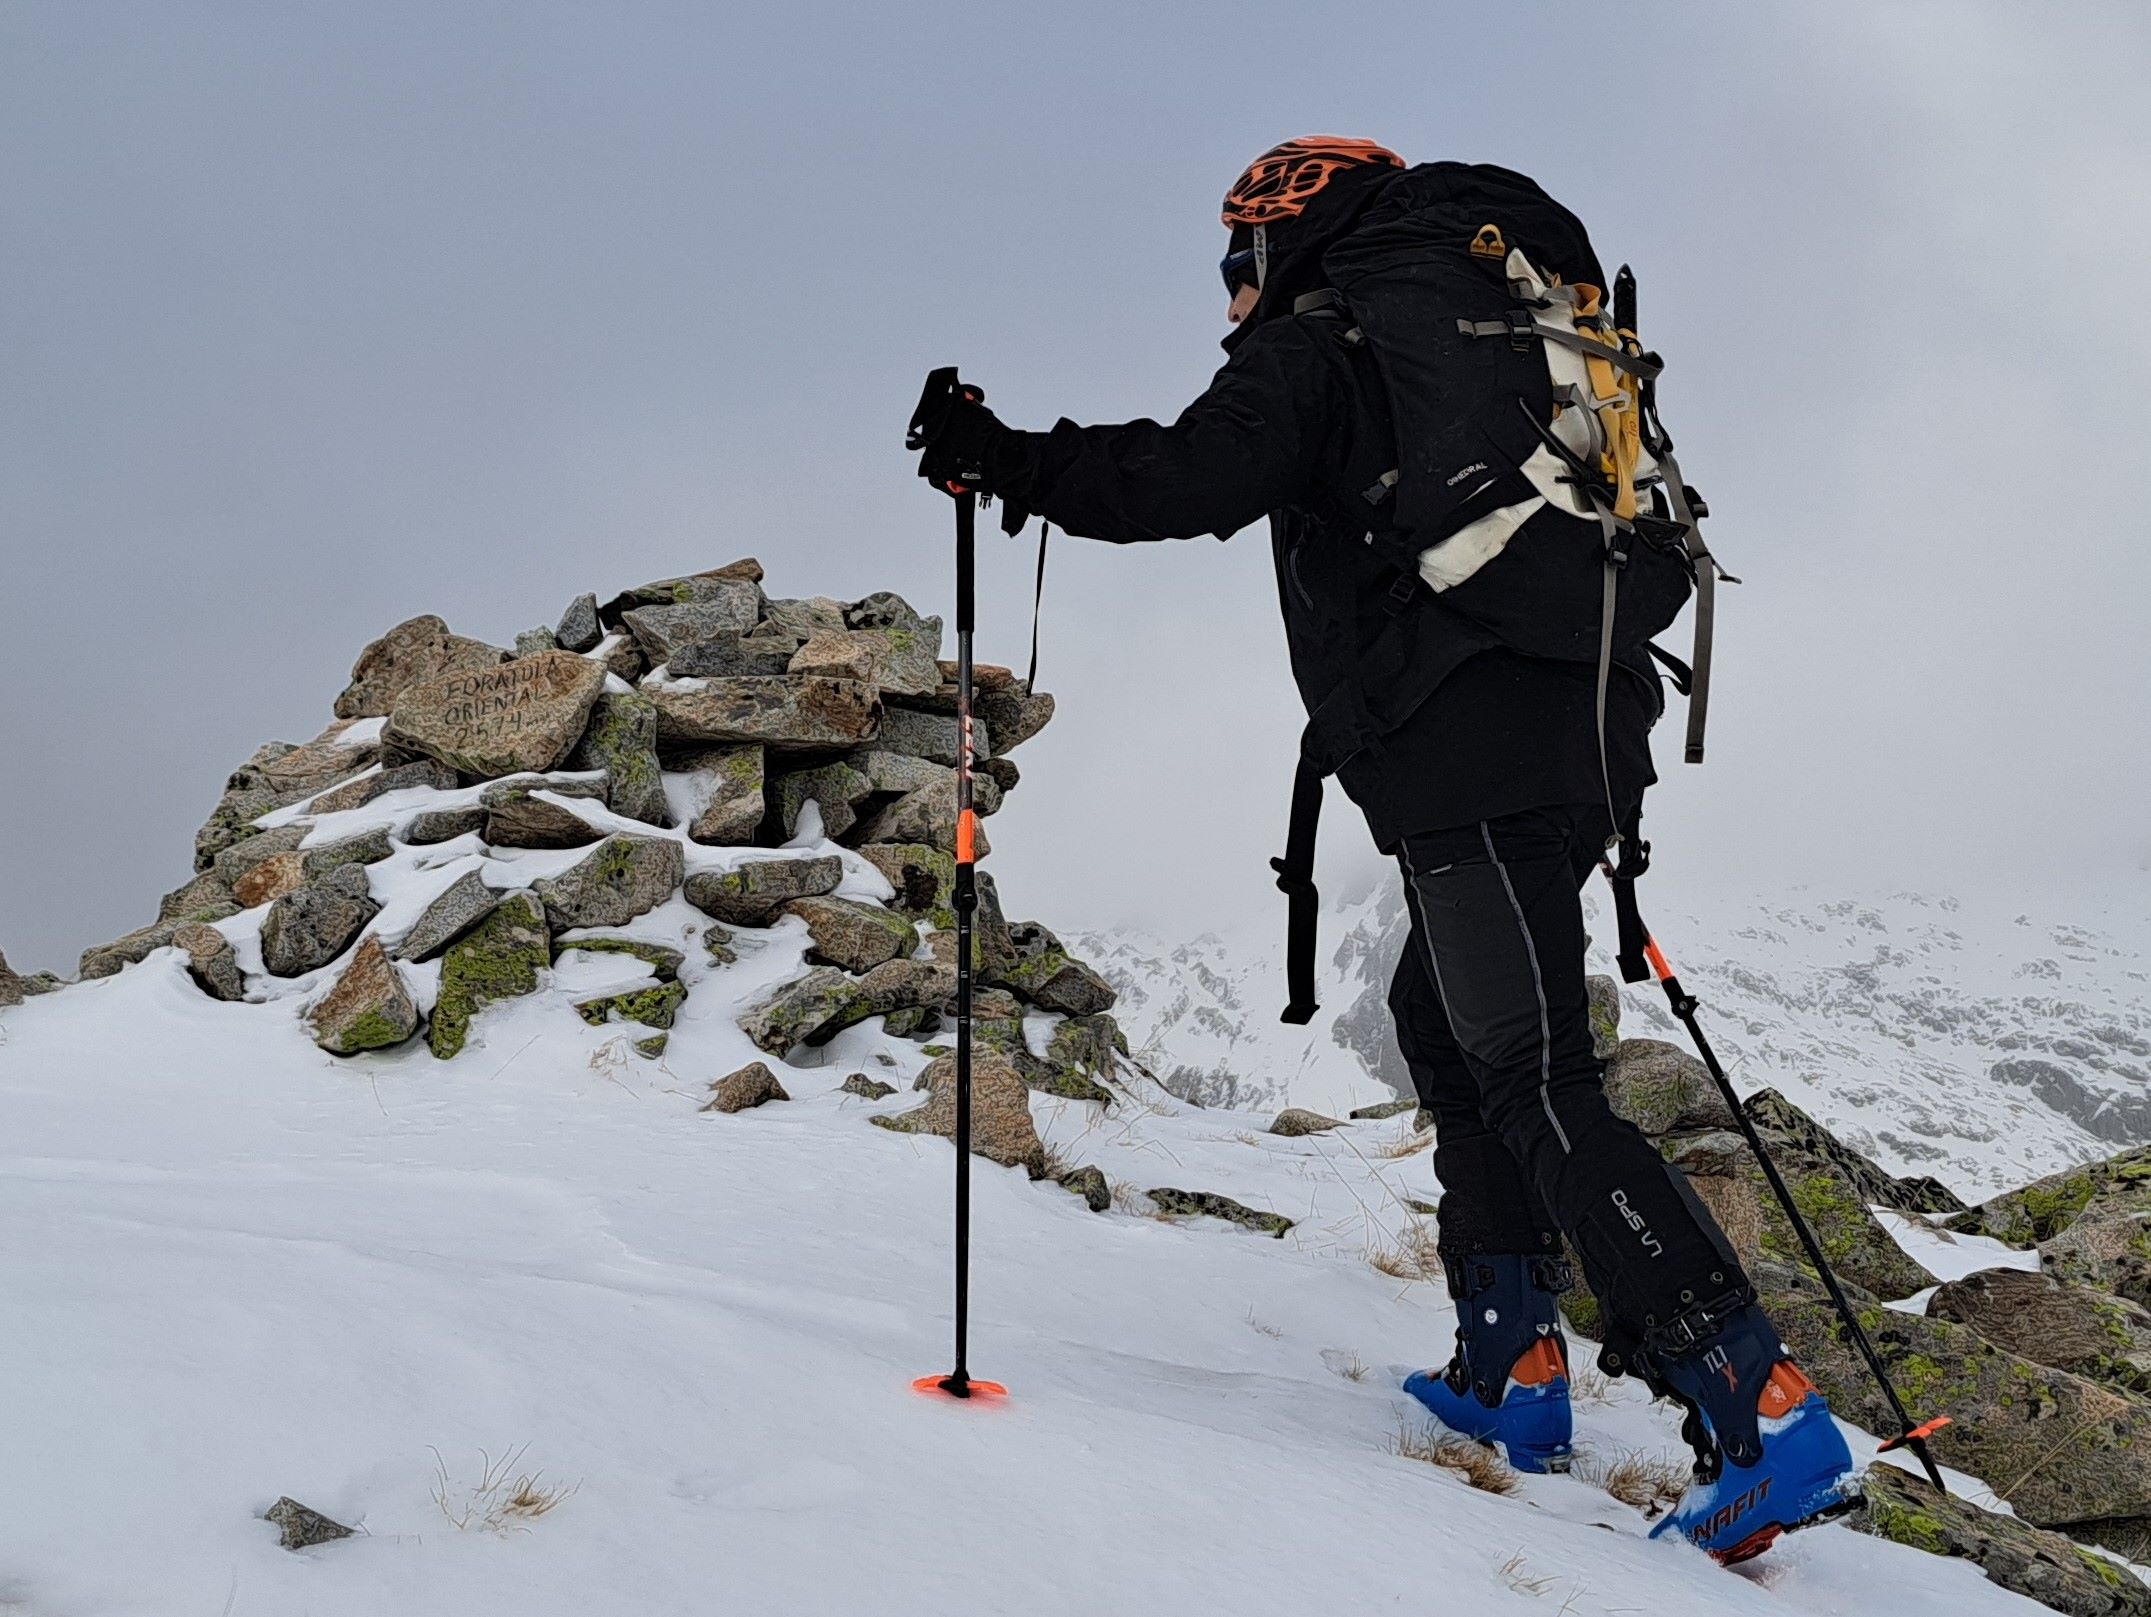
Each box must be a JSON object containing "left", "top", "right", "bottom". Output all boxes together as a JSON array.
[
  {"left": 1079, "top": 878, "right": 2151, "bottom": 1198},
  {"left": 0, "top": 852, "right": 2051, "bottom": 1615}
]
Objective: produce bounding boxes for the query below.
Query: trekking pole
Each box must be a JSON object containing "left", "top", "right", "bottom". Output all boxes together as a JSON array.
[
  {"left": 907, "top": 369, "right": 1005, "bottom": 1403},
  {"left": 1606, "top": 870, "right": 1951, "bottom": 1491}
]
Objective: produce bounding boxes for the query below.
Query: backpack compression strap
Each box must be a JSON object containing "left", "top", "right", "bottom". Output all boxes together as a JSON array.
[{"left": 1271, "top": 760, "right": 1325, "bottom": 1024}]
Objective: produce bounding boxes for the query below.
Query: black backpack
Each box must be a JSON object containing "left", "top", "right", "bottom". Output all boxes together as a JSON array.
[{"left": 1273, "top": 162, "right": 1732, "bottom": 1022}]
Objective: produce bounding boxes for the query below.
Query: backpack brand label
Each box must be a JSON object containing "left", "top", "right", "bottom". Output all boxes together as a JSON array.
[{"left": 1445, "top": 461, "right": 1490, "bottom": 487}]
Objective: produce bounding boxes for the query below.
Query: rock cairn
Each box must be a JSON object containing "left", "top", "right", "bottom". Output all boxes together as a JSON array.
[{"left": 52, "top": 558, "right": 1129, "bottom": 1110}]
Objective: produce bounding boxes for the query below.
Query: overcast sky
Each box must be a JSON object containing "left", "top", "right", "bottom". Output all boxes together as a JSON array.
[{"left": 4, "top": 1, "right": 2149, "bottom": 974}]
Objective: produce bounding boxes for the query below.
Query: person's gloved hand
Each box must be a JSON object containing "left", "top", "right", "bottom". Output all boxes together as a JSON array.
[
  {"left": 913, "top": 388, "right": 1009, "bottom": 496},
  {"left": 907, "top": 367, "right": 1036, "bottom": 533}
]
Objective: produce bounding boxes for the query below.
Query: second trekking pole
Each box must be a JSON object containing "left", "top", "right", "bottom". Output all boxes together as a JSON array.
[{"left": 1608, "top": 877, "right": 1951, "bottom": 1491}]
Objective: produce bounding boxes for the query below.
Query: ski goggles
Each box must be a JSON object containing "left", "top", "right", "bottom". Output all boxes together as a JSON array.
[{"left": 1219, "top": 223, "right": 1269, "bottom": 294}]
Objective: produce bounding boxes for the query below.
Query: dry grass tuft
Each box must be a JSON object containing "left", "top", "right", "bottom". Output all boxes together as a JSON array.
[
  {"left": 1368, "top": 1221, "right": 1443, "bottom": 1283},
  {"left": 1391, "top": 1418, "right": 1522, "bottom": 1496},
  {"left": 1325, "top": 1349, "right": 1371, "bottom": 1382},
  {"left": 1374, "top": 1122, "right": 1436, "bottom": 1160},
  {"left": 1244, "top": 1308, "right": 1284, "bottom": 1339},
  {"left": 1036, "top": 1139, "right": 1081, "bottom": 1181},
  {"left": 1566, "top": 1360, "right": 1612, "bottom": 1405},
  {"left": 1572, "top": 1445, "right": 1692, "bottom": 1519},
  {"left": 429, "top": 1445, "right": 580, "bottom": 1534},
  {"left": 1498, "top": 1550, "right": 1557, "bottom": 1596}
]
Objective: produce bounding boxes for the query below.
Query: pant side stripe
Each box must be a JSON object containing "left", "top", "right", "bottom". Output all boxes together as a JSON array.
[{"left": 1480, "top": 820, "right": 1570, "bottom": 1155}]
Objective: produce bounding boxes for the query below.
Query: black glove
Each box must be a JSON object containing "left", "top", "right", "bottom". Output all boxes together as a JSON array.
[
  {"left": 907, "top": 367, "right": 1037, "bottom": 533},
  {"left": 908, "top": 369, "right": 1007, "bottom": 493}
]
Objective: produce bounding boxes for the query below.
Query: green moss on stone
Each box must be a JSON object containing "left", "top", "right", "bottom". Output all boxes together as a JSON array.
[
  {"left": 575, "top": 980, "right": 688, "bottom": 1030},
  {"left": 335, "top": 1008, "right": 409, "bottom": 1054},
  {"left": 635, "top": 1033, "right": 670, "bottom": 1059},
  {"left": 554, "top": 936, "right": 683, "bottom": 980},
  {"left": 430, "top": 893, "right": 549, "bottom": 1059}
]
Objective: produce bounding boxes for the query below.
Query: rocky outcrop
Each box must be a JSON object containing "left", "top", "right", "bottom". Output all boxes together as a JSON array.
[
  {"left": 704, "top": 1061, "right": 790, "bottom": 1114},
  {"left": 685, "top": 856, "right": 843, "bottom": 927},
  {"left": 260, "top": 866, "right": 378, "bottom": 978},
  {"left": 1145, "top": 1188, "right": 1295, "bottom": 1238},
  {"left": 871, "top": 1051, "right": 1044, "bottom": 1175},
  {"left": 1852, "top": 1464, "right": 2151, "bottom": 1617},
  {"left": 533, "top": 836, "right": 683, "bottom": 931},
  {"left": 334, "top": 614, "right": 508, "bottom": 719},
  {"left": 429, "top": 891, "right": 549, "bottom": 1059},
  {"left": 308, "top": 937, "right": 420, "bottom": 1054},
  {"left": 1929, "top": 1267, "right": 2151, "bottom": 1399},
  {"left": 385, "top": 650, "right": 608, "bottom": 779}
]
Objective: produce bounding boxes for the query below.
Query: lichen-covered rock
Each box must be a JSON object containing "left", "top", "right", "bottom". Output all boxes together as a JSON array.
[
  {"left": 1586, "top": 973, "right": 1621, "bottom": 1059},
  {"left": 211, "top": 824, "right": 310, "bottom": 888},
  {"left": 555, "top": 592, "right": 602, "bottom": 653},
  {"left": 667, "top": 744, "right": 765, "bottom": 845},
  {"left": 1930, "top": 1267, "right": 2151, "bottom": 1400},
  {"left": 1350, "top": 1097, "right": 1420, "bottom": 1121},
  {"left": 0, "top": 949, "right": 22, "bottom": 1009},
  {"left": 870, "top": 1051, "right": 1045, "bottom": 1175},
  {"left": 395, "top": 871, "right": 502, "bottom": 962},
  {"left": 553, "top": 936, "right": 684, "bottom": 980},
  {"left": 1747, "top": 1138, "right": 1936, "bottom": 1301},
  {"left": 307, "top": 936, "right": 420, "bottom": 1054},
  {"left": 772, "top": 761, "right": 875, "bottom": 839},
  {"left": 385, "top": 650, "right": 609, "bottom": 779},
  {"left": 259, "top": 865, "right": 378, "bottom": 979},
  {"left": 667, "top": 631, "right": 798, "bottom": 679},
  {"left": 987, "top": 921, "right": 1114, "bottom": 1016},
  {"left": 1763, "top": 1263, "right": 2151, "bottom": 1534},
  {"left": 871, "top": 706, "right": 986, "bottom": 767},
  {"left": 480, "top": 775, "right": 608, "bottom": 849},
  {"left": 192, "top": 781, "right": 316, "bottom": 871},
  {"left": 975, "top": 686, "right": 1053, "bottom": 752},
  {"left": 305, "top": 759, "right": 460, "bottom": 817},
  {"left": 172, "top": 923, "right": 246, "bottom": 1001},
  {"left": 403, "top": 805, "right": 487, "bottom": 845},
  {"left": 1602, "top": 1038, "right": 1736, "bottom": 1136},
  {"left": 1045, "top": 1013, "right": 1128, "bottom": 1096},
  {"left": 533, "top": 835, "right": 684, "bottom": 931},
  {"left": 157, "top": 870, "right": 242, "bottom": 925},
  {"left": 646, "top": 674, "right": 879, "bottom": 750},
  {"left": 739, "top": 966, "right": 881, "bottom": 1054},
  {"left": 1146, "top": 1188, "right": 1295, "bottom": 1238},
  {"left": 264, "top": 1495, "right": 357, "bottom": 1551},
  {"left": 787, "top": 627, "right": 891, "bottom": 687},
  {"left": 514, "top": 626, "right": 558, "bottom": 658},
  {"left": 335, "top": 615, "right": 510, "bottom": 720},
  {"left": 704, "top": 1061, "right": 790, "bottom": 1114},
  {"left": 430, "top": 891, "right": 549, "bottom": 1058},
  {"left": 600, "top": 562, "right": 764, "bottom": 625},
  {"left": 1852, "top": 1463, "right": 2151, "bottom": 1617},
  {"left": 566, "top": 689, "right": 668, "bottom": 826},
  {"left": 1269, "top": 1107, "right": 1345, "bottom": 1138},
  {"left": 620, "top": 588, "right": 765, "bottom": 661},
  {"left": 300, "top": 827, "right": 395, "bottom": 880},
  {"left": 759, "top": 595, "right": 850, "bottom": 643},
  {"left": 858, "top": 843, "right": 958, "bottom": 929},
  {"left": 702, "top": 922, "right": 737, "bottom": 965},
  {"left": 634, "top": 1033, "right": 669, "bottom": 1059},
  {"left": 245, "top": 721, "right": 383, "bottom": 796},
  {"left": 591, "top": 633, "right": 647, "bottom": 684},
  {"left": 685, "top": 855, "right": 842, "bottom": 927},
  {"left": 576, "top": 980, "right": 687, "bottom": 1031},
  {"left": 235, "top": 851, "right": 309, "bottom": 907},
  {"left": 843, "top": 592, "right": 944, "bottom": 697},
  {"left": 839, "top": 1073, "right": 896, "bottom": 1101},
  {"left": 1748, "top": 1088, "right": 1969, "bottom": 1216},
  {"left": 1953, "top": 1147, "right": 2151, "bottom": 1254},
  {"left": 1059, "top": 1165, "right": 1112, "bottom": 1213},
  {"left": 854, "top": 778, "right": 962, "bottom": 847},
  {"left": 782, "top": 895, "right": 916, "bottom": 974}
]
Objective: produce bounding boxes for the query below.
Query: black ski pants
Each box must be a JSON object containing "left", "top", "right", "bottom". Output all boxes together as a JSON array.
[{"left": 1389, "top": 805, "right": 1747, "bottom": 1348}]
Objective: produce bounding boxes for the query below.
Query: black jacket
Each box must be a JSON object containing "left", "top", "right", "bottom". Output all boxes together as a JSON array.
[{"left": 1005, "top": 257, "right": 1661, "bottom": 850}]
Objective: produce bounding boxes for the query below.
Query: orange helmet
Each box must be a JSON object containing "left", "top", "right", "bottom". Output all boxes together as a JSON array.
[{"left": 1222, "top": 136, "right": 1405, "bottom": 228}]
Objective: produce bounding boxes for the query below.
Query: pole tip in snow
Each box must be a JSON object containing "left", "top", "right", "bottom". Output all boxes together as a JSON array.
[{"left": 911, "top": 1374, "right": 1009, "bottom": 1402}]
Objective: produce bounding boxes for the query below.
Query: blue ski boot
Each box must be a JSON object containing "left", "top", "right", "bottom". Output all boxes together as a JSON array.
[
  {"left": 1646, "top": 1299, "right": 1859, "bottom": 1564},
  {"left": 1404, "top": 1253, "right": 1574, "bottom": 1474}
]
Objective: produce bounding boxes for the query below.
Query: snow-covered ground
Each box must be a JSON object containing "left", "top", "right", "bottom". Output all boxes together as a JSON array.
[
  {"left": 1081, "top": 877, "right": 2151, "bottom": 1197},
  {"left": 0, "top": 866, "right": 2061, "bottom": 1615}
]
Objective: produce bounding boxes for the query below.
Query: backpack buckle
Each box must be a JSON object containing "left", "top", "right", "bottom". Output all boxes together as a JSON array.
[
  {"left": 1504, "top": 307, "right": 1537, "bottom": 353},
  {"left": 1384, "top": 571, "right": 1420, "bottom": 616}
]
